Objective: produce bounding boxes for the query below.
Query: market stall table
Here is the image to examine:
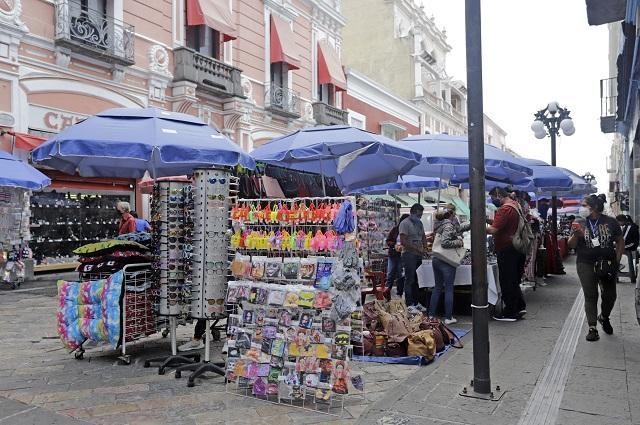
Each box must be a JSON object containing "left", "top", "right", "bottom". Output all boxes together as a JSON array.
[{"left": 417, "top": 261, "right": 500, "bottom": 305}]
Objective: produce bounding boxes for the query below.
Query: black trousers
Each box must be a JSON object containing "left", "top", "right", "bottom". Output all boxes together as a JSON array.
[
  {"left": 497, "top": 245, "right": 526, "bottom": 317},
  {"left": 194, "top": 319, "right": 208, "bottom": 339}
]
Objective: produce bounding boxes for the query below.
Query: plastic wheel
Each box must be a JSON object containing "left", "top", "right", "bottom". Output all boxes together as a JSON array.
[
  {"left": 175, "top": 371, "right": 182, "bottom": 379},
  {"left": 10, "top": 283, "right": 16, "bottom": 290},
  {"left": 118, "top": 357, "right": 131, "bottom": 366},
  {"left": 158, "top": 368, "right": 165, "bottom": 375},
  {"left": 187, "top": 380, "right": 195, "bottom": 388},
  {"left": 143, "top": 361, "right": 151, "bottom": 368},
  {"left": 162, "top": 329, "right": 169, "bottom": 338},
  {"left": 74, "top": 351, "right": 84, "bottom": 360},
  {"left": 194, "top": 354, "right": 201, "bottom": 362}
]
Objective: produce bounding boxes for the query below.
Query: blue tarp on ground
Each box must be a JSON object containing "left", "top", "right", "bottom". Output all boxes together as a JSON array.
[{"left": 352, "top": 328, "right": 470, "bottom": 366}]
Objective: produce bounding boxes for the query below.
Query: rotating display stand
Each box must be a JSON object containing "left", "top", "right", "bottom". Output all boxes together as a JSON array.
[
  {"left": 174, "top": 168, "right": 237, "bottom": 387},
  {"left": 144, "top": 181, "right": 200, "bottom": 374}
]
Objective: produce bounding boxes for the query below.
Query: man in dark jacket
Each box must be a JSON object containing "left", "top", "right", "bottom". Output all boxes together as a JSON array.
[{"left": 384, "top": 214, "right": 409, "bottom": 298}]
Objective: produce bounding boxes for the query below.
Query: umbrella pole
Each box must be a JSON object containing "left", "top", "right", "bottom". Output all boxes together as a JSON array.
[
  {"left": 436, "top": 165, "right": 443, "bottom": 210},
  {"left": 418, "top": 191, "right": 421, "bottom": 204},
  {"left": 320, "top": 159, "right": 326, "bottom": 197}
]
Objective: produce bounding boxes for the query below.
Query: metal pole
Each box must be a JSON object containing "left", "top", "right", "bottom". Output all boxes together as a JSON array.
[
  {"left": 550, "top": 129, "right": 558, "bottom": 242},
  {"left": 465, "top": 0, "right": 491, "bottom": 395}
]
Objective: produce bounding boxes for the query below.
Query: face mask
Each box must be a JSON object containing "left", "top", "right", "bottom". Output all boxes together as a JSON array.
[
  {"left": 578, "top": 207, "right": 591, "bottom": 218},
  {"left": 491, "top": 198, "right": 501, "bottom": 208}
]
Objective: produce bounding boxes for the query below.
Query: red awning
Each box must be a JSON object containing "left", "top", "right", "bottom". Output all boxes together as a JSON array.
[
  {"left": 186, "top": 0, "right": 237, "bottom": 42},
  {"left": 270, "top": 14, "right": 301, "bottom": 70},
  {"left": 8, "top": 132, "right": 47, "bottom": 151},
  {"left": 318, "top": 40, "right": 347, "bottom": 91}
]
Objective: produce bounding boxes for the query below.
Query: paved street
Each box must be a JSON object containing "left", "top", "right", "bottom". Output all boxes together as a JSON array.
[{"left": 1, "top": 260, "right": 639, "bottom": 425}]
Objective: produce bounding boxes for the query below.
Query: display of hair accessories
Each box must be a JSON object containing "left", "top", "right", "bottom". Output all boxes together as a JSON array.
[
  {"left": 225, "top": 197, "right": 364, "bottom": 414},
  {"left": 188, "top": 168, "right": 237, "bottom": 318},
  {"left": 151, "top": 181, "right": 193, "bottom": 317}
]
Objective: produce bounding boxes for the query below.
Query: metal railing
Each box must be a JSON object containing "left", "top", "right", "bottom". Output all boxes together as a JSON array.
[
  {"left": 54, "top": 0, "right": 135, "bottom": 65},
  {"left": 265, "top": 83, "right": 301, "bottom": 118},
  {"left": 600, "top": 77, "right": 618, "bottom": 133},
  {"left": 173, "top": 47, "right": 243, "bottom": 98}
]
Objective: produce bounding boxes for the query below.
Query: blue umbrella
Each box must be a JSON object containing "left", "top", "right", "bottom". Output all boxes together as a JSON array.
[
  {"left": 538, "top": 168, "right": 596, "bottom": 197},
  {"left": 350, "top": 175, "right": 447, "bottom": 195},
  {"left": 400, "top": 134, "right": 532, "bottom": 183},
  {"left": 249, "top": 125, "right": 422, "bottom": 193},
  {"left": 32, "top": 107, "right": 255, "bottom": 178},
  {"left": 0, "top": 150, "right": 51, "bottom": 190},
  {"left": 452, "top": 157, "right": 573, "bottom": 192}
]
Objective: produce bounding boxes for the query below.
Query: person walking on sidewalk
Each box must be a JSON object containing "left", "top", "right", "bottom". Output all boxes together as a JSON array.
[
  {"left": 429, "top": 204, "right": 470, "bottom": 325},
  {"left": 400, "top": 203, "right": 428, "bottom": 313},
  {"left": 569, "top": 194, "right": 624, "bottom": 341},
  {"left": 487, "top": 187, "right": 527, "bottom": 322},
  {"left": 384, "top": 213, "right": 409, "bottom": 299}
]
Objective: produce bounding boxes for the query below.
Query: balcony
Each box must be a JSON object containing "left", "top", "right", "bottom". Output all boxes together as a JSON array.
[
  {"left": 312, "top": 102, "right": 348, "bottom": 125},
  {"left": 265, "top": 83, "right": 301, "bottom": 119},
  {"left": 173, "top": 47, "right": 243, "bottom": 98},
  {"left": 600, "top": 77, "right": 618, "bottom": 133},
  {"left": 54, "top": 0, "right": 135, "bottom": 66}
]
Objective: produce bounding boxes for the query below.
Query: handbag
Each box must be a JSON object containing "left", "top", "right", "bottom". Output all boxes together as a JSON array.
[
  {"left": 407, "top": 330, "right": 436, "bottom": 360},
  {"left": 432, "top": 233, "right": 465, "bottom": 267},
  {"left": 385, "top": 340, "right": 408, "bottom": 357}
]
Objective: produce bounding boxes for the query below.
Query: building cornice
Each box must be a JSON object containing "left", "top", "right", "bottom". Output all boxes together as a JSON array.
[
  {"left": 264, "top": 0, "right": 299, "bottom": 21},
  {"left": 304, "top": 0, "right": 347, "bottom": 30},
  {"left": 388, "top": 0, "right": 450, "bottom": 51},
  {"left": 346, "top": 67, "right": 421, "bottom": 128}
]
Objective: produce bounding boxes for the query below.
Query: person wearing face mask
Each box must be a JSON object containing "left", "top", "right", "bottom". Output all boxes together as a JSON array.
[
  {"left": 537, "top": 198, "right": 550, "bottom": 220},
  {"left": 487, "top": 187, "right": 527, "bottom": 321},
  {"left": 568, "top": 194, "right": 624, "bottom": 341},
  {"left": 429, "top": 204, "right": 471, "bottom": 324},
  {"left": 400, "top": 203, "right": 428, "bottom": 313}
]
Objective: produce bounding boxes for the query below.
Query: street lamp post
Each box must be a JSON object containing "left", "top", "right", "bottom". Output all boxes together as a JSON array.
[{"left": 531, "top": 103, "right": 575, "bottom": 273}]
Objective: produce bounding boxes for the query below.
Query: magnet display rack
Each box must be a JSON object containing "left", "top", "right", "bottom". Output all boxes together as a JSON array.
[
  {"left": 174, "top": 168, "right": 237, "bottom": 387},
  {"left": 223, "top": 196, "right": 366, "bottom": 416},
  {"left": 357, "top": 196, "right": 398, "bottom": 272},
  {"left": 144, "top": 180, "right": 200, "bottom": 374}
]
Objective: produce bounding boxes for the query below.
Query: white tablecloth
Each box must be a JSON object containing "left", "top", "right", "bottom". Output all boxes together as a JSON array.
[{"left": 417, "top": 261, "right": 500, "bottom": 305}]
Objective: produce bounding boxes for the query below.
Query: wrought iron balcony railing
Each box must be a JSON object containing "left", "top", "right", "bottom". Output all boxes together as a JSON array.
[
  {"left": 265, "top": 83, "right": 301, "bottom": 119},
  {"left": 173, "top": 47, "right": 243, "bottom": 98},
  {"left": 54, "top": 0, "right": 135, "bottom": 65},
  {"left": 312, "top": 102, "right": 348, "bottom": 125}
]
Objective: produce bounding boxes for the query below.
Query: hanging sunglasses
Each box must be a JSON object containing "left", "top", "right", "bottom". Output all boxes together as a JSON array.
[
  {"left": 205, "top": 261, "right": 226, "bottom": 269},
  {"left": 206, "top": 269, "right": 226, "bottom": 276},
  {"left": 207, "top": 194, "right": 226, "bottom": 201},
  {"left": 208, "top": 177, "right": 227, "bottom": 184},
  {"left": 207, "top": 298, "right": 225, "bottom": 306}
]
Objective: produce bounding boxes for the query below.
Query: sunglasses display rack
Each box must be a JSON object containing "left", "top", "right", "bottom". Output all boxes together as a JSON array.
[
  {"left": 222, "top": 196, "right": 366, "bottom": 416},
  {"left": 144, "top": 181, "right": 201, "bottom": 374},
  {"left": 0, "top": 187, "right": 31, "bottom": 288},
  {"left": 174, "top": 168, "right": 236, "bottom": 386},
  {"left": 356, "top": 197, "right": 398, "bottom": 271}
]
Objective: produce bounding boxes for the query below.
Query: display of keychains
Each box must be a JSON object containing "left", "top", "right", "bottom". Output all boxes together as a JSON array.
[
  {"left": 151, "top": 181, "right": 194, "bottom": 316},
  {"left": 188, "top": 168, "right": 237, "bottom": 319}
]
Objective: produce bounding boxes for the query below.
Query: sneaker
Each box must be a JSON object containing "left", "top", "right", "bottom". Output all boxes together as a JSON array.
[
  {"left": 598, "top": 315, "right": 613, "bottom": 335},
  {"left": 519, "top": 309, "right": 527, "bottom": 316},
  {"left": 415, "top": 304, "right": 428, "bottom": 313},
  {"left": 586, "top": 327, "right": 600, "bottom": 341},
  {"left": 492, "top": 314, "right": 518, "bottom": 322},
  {"left": 444, "top": 318, "right": 457, "bottom": 325},
  {"left": 178, "top": 339, "right": 204, "bottom": 352}
]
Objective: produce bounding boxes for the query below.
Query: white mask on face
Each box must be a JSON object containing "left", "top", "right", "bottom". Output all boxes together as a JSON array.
[{"left": 578, "top": 206, "right": 591, "bottom": 218}]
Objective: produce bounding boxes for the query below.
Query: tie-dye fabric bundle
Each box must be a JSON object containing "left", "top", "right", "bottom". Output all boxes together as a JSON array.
[{"left": 56, "top": 271, "right": 124, "bottom": 351}]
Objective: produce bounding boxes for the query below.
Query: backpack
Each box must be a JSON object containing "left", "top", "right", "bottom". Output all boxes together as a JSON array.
[{"left": 505, "top": 204, "right": 534, "bottom": 255}]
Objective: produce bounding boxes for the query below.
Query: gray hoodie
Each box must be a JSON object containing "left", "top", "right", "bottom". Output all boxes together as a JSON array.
[{"left": 434, "top": 218, "right": 468, "bottom": 249}]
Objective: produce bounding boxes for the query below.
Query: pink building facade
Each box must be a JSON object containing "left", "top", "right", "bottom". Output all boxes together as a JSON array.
[{"left": 0, "top": 0, "right": 348, "bottom": 153}]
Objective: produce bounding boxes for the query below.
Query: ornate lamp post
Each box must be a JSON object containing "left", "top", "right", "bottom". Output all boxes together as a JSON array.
[{"left": 531, "top": 103, "right": 575, "bottom": 273}]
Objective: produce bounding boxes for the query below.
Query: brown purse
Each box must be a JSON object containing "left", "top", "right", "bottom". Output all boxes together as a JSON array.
[
  {"left": 419, "top": 316, "right": 463, "bottom": 351},
  {"left": 407, "top": 330, "right": 436, "bottom": 360}
]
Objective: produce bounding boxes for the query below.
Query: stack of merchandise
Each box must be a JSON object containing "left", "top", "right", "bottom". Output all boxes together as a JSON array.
[
  {"left": 0, "top": 187, "right": 31, "bottom": 286},
  {"left": 360, "top": 299, "right": 462, "bottom": 364},
  {"left": 224, "top": 197, "right": 365, "bottom": 414},
  {"left": 75, "top": 240, "right": 153, "bottom": 278}
]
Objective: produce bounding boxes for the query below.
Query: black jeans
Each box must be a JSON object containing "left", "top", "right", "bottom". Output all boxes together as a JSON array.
[
  {"left": 497, "top": 245, "right": 526, "bottom": 317},
  {"left": 401, "top": 252, "right": 422, "bottom": 307},
  {"left": 194, "top": 319, "right": 208, "bottom": 339},
  {"left": 577, "top": 261, "right": 617, "bottom": 327}
]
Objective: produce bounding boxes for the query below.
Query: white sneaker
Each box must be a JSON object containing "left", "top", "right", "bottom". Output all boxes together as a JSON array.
[
  {"left": 415, "top": 304, "right": 428, "bottom": 313},
  {"left": 221, "top": 341, "right": 228, "bottom": 354},
  {"left": 178, "top": 339, "right": 204, "bottom": 352},
  {"left": 444, "top": 318, "right": 457, "bottom": 325},
  {"left": 407, "top": 306, "right": 421, "bottom": 315}
]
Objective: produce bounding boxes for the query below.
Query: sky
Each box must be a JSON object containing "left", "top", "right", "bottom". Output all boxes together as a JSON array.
[{"left": 422, "top": 0, "right": 612, "bottom": 193}]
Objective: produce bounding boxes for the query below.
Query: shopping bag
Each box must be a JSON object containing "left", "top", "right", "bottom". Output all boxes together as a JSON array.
[{"left": 432, "top": 233, "right": 465, "bottom": 267}]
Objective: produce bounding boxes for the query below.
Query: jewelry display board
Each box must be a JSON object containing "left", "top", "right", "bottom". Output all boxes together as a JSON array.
[
  {"left": 223, "top": 197, "right": 365, "bottom": 415},
  {"left": 356, "top": 197, "right": 398, "bottom": 268}
]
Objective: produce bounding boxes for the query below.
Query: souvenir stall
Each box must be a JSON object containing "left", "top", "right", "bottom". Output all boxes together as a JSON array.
[
  {"left": 223, "top": 196, "right": 366, "bottom": 414},
  {"left": 0, "top": 150, "right": 50, "bottom": 288}
]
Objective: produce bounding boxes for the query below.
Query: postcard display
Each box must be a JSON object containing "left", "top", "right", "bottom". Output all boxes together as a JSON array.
[{"left": 225, "top": 197, "right": 366, "bottom": 415}]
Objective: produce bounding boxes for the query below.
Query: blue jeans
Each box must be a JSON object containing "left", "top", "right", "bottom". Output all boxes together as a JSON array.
[
  {"left": 429, "top": 257, "right": 457, "bottom": 319},
  {"left": 401, "top": 252, "right": 422, "bottom": 307},
  {"left": 385, "top": 255, "right": 404, "bottom": 295}
]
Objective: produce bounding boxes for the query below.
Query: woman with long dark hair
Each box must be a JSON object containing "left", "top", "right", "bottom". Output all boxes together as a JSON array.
[{"left": 568, "top": 194, "right": 624, "bottom": 341}]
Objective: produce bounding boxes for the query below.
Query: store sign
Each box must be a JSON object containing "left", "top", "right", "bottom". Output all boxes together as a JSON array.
[{"left": 29, "top": 105, "right": 86, "bottom": 132}]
